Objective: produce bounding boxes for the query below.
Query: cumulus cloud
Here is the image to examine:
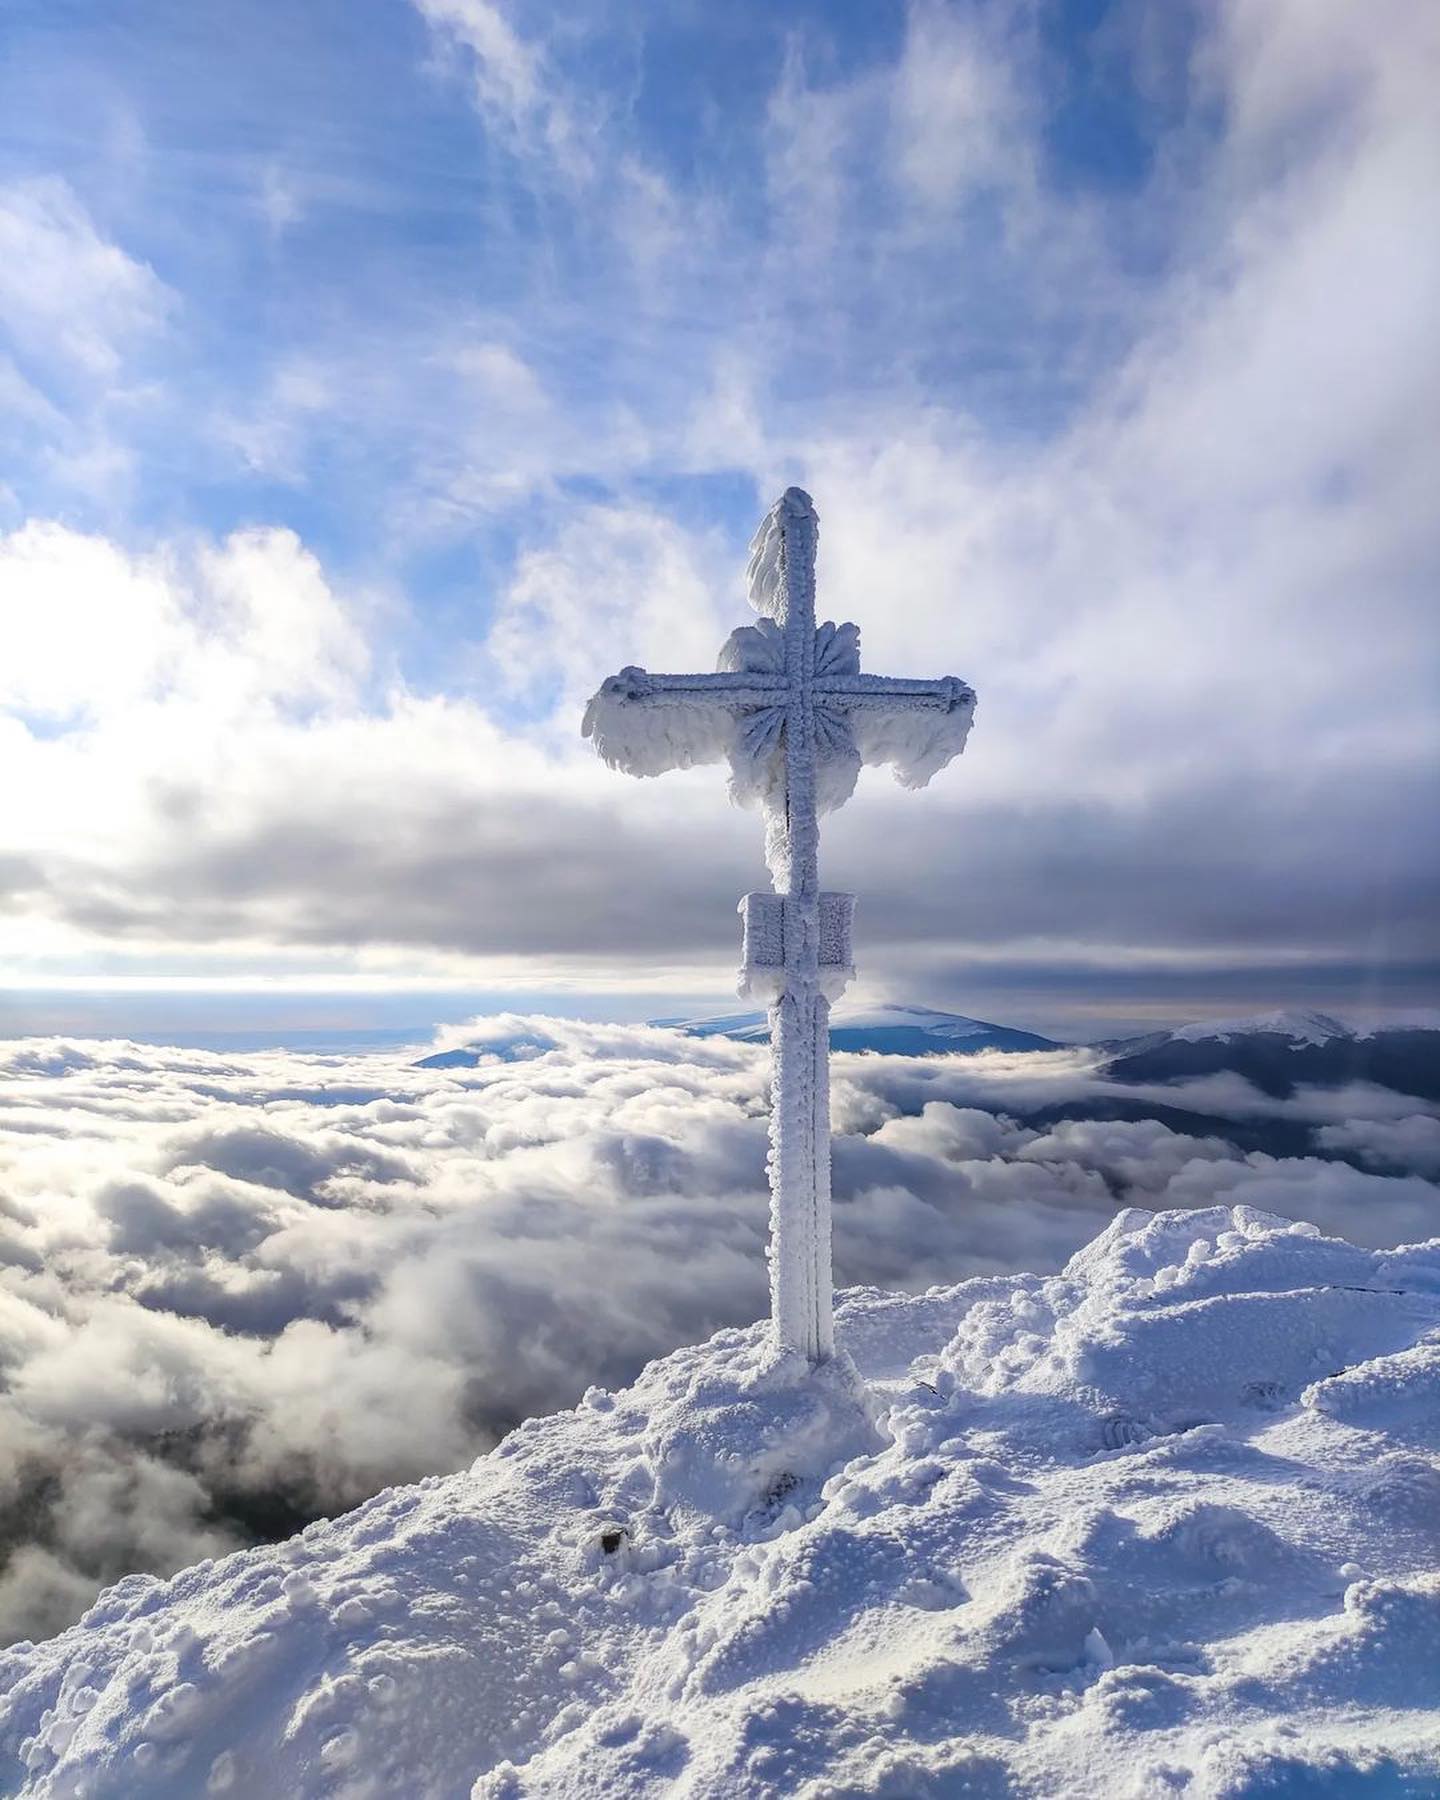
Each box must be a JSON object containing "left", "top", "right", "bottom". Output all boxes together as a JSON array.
[{"left": 1, "top": 1018, "right": 1437, "bottom": 1644}]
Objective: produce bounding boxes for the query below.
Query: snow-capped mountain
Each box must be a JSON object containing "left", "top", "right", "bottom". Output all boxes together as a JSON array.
[
  {"left": 659, "top": 1003, "right": 1061, "bottom": 1057},
  {"left": 416, "top": 1025, "right": 567, "bottom": 1069},
  {"left": 1102, "top": 1009, "right": 1440, "bottom": 1101},
  {"left": 1170, "top": 1007, "right": 1353, "bottom": 1046},
  {"left": 5, "top": 1206, "right": 1437, "bottom": 1797}
]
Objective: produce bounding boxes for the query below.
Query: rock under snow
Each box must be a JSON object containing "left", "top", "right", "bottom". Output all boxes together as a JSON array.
[{"left": 2, "top": 1205, "right": 1438, "bottom": 1798}]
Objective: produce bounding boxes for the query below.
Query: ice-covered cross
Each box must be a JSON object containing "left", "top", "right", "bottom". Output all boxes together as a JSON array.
[{"left": 583, "top": 489, "right": 976, "bottom": 1363}]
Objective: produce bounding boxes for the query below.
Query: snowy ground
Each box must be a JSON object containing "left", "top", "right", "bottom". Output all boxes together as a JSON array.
[{"left": 2, "top": 1203, "right": 1437, "bottom": 1798}]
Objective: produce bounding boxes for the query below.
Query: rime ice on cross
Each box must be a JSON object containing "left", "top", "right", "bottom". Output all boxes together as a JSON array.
[{"left": 583, "top": 489, "right": 976, "bottom": 1363}]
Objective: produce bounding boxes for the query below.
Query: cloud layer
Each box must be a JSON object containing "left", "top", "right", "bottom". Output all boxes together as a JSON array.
[
  {"left": 0, "top": 0, "right": 1436, "bottom": 1021},
  {"left": 2, "top": 1018, "right": 1437, "bottom": 1644}
]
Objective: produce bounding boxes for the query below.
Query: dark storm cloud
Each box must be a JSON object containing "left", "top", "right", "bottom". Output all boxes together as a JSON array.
[{"left": 19, "top": 756, "right": 1439, "bottom": 994}]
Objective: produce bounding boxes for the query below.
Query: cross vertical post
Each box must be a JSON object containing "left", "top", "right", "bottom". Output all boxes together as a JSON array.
[
  {"left": 769, "top": 493, "right": 833, "bottom": 1361},
  {"left": 583, "top": 488, "right": 976, "bottom": 1364}
]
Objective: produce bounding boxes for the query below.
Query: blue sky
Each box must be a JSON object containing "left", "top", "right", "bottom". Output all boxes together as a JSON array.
[
  {"left": 0, "top": 0, "right": 1436, "bottom": 1037},
  {"left": 0, "top": 0, "right": 1196, "bottom": 565}
]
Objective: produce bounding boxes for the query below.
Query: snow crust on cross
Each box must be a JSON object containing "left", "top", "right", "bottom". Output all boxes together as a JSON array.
[{"left": 584, "top": 488, "right": 976, "bottom": 1362}]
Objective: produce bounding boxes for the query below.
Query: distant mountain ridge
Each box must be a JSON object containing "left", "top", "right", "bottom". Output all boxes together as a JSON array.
[
  {"left": 414, "top": 1007, "right": 1440, "bottom": 1116},
  {"left": 1100, "top": 1008, "right": 1440, "bottom": 1102},
  {"left": 656, "top": 1003, "right": 1061, "bottom": 1057}
]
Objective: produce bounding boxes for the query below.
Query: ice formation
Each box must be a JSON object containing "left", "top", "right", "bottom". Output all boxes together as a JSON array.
[
  {"left": 583, "top": 489, "right": 976, "bottom": 1362},
  {"left": 4, "top": 1205, "right": 1437, "bottom": 1798}
]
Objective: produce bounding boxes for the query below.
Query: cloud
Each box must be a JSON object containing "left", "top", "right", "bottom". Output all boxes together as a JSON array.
[
  {"left": 2, "top": 1, "right": 1434, "bottom": 1005},
  {"left": 0, "top": 178, "right": 175, "bottom": 510},
  {"left": 413, "top": 0, "right": 595, "bottom": 180},
  {"left": 1315, "top": 1114, "right": 1440, "bottom": 1179},
  {"left": 1, "top": 1018, "right": 1436, "bottom": 1643},
  {"left": 889, "top": 0, "right": 1035, "bottom": 209},
  {"left": 0, "top": 178, "right": 170, "bottom": 382}
]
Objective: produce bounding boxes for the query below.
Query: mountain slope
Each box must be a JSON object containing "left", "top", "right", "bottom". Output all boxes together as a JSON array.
[
  {"left": 659, "top": 1004, "right": 1061, "bottom": 1057},
  {"left": 3, "top": 1205, "right": 1437, "bottom": 1798},
  {"left": 1103, "top": 1010, "right": 1440, "bottom": 1101}
]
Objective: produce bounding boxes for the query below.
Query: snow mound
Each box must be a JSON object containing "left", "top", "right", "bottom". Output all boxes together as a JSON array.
[{"left": 3, "top": 1206, "right": 1438, "bottom": 1799}]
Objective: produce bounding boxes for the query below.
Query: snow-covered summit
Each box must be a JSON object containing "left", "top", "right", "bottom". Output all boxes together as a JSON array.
[
  {"left": 1168, "top": 1009, "right": 1354, "bottom": 1047},
  {"left": 4, "top": 1205, "right": 1438, "bottom": 1798}
]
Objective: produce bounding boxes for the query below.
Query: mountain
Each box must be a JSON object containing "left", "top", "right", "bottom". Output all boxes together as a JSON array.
[
  {"left": 416, "top": 1023, "right": 571, "bottom": 1068},
  {"left": 4, "top": 1205, "right": 1437, "bottom": 1797},
  {"left": 658, "top": 1003, "right": 1062, "bottom": 1057},
  {"left": 1102, "top": 1008, "right": 1440, "bottom": 1101}
]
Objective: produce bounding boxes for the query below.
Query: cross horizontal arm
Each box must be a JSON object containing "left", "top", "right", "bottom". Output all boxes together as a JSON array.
[
  {"left": 602, "top": 666, "right": 790, "bottom": 708},
  {"left": 813, "top": 672, "right": 975, "bottom": 710}
]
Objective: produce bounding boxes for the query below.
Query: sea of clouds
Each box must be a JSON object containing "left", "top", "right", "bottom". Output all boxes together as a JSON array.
[{"left": 2, "top": 1015, "right": 1438, "bottom": 1645}]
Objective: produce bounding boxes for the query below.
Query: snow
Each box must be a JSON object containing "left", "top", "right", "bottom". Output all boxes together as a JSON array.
[
  {"left": 1169, "top": 1010, "right": 1355, "bottom": 1047},
  {"left": 829, "top": 1005, "right": 995, "bottom": 1038},
  {"left": 580, "top": 669, "right": 735, "bottom": 782},
  {"left": 1355, "top": 1010, "right": 1440, "bottom": 1039},
  {"left": 4, "top": 1204, "right": 1437, "bottom": 1798},
  {"left": 847, "top": 682, "right": 976, "bottom": 793}
]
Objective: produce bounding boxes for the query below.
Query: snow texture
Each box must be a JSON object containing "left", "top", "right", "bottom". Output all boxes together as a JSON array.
[
  {"left": 580, "top": 671, "right": 734, "bottom": 784},
  {"left": 4, "top": 1204, "right": 1437, "bottom": 1799}
]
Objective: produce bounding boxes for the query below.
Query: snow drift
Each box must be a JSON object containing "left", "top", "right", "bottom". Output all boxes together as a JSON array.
[{"left": 3, "top": 1204, "right": 1437, "bottom": 1798}]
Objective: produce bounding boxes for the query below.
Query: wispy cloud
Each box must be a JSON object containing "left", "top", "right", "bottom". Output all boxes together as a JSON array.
[
  {"left": 0, "top": 177, "right": 170, "bottom": 381},
  {"left": 413, "top": 0, "right": 597, "bottom": 180}
]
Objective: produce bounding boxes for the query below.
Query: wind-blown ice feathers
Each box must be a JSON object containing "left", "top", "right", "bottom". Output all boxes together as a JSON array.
[
  {"left": 581, "top": 668, "right": 736, "bottom": 780},
  {"left": 582, "top": 486, "right": 976, "bottom": 1361},
  {"left": 582, "top": 599, "right": 974, "bottom": 817},
  {"left": 849, "top": 676, "right": 977, "bottom": 789}
]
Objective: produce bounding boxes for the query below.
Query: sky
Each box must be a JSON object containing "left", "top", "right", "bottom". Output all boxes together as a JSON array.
[{"left": 1, "top": 0, "right": 1438, "bottom": 1040}]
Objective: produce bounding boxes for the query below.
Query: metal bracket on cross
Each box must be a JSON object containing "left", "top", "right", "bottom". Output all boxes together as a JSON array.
[
  {"left": 583, "top": 486, "right": 976, "bottom": 1363},
  {"left": 738, "top": 892, "right": 855, "bottom": 1003}
]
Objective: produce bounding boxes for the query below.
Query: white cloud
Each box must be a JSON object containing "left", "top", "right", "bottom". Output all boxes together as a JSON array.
[
  {"left": 0, "top": 523, "right": 178, "bottom": 721},
  {"left": 486, "top": 501, "right": 732, "bottom": 711},
  {"left": 447, "top": 339, "right": 547, "bottom": 411},
  {"left": 0, "top": 0, "right": 1434, "bottom": 998},
  {"left": 1316, "top": 1114, "right": 1440, "bottom": 1179},
  {"left": 414, "top": 0, "right": 593, "bottom": 179},
  {"left": 890, "top": 0, "right": 1034, "bottom": 209},
  {"left": 0, "top": 519, "right": 348, "bottom": 717},
  {"left": 0, "top": 178, "right": 170, "bottom": 381},
  {"left": 0, "top": 1019, "right": 1435, "bottom": 1641}
]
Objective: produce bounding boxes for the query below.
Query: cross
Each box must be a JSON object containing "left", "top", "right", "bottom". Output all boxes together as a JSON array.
[{"left": 583, "top": 488, "right": 976, "bottom": 1363}]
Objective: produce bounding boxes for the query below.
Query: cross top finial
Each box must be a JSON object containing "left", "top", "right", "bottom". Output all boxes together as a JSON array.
[
  {"left": 584, "top": 490, "right": 977, "bottom": 1361},
  {"left": 746, "top": 486, "right": 817, "bottom": 623}
]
